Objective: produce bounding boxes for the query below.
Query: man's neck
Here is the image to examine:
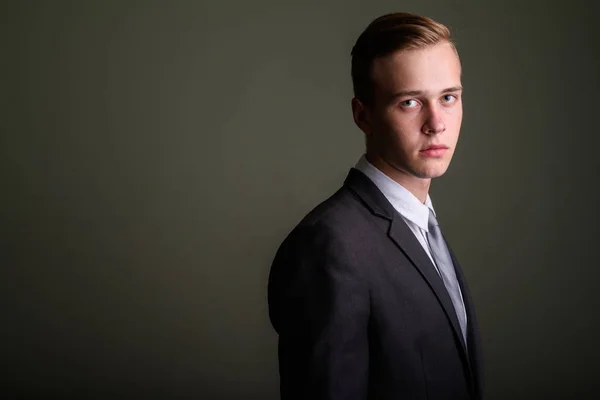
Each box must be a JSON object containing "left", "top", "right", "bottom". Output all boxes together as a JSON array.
[{"left": 365, "top": 154, "right": 431, "bottom": 204}]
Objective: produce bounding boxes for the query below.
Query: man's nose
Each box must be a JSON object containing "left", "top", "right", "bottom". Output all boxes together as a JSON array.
[{"left": 421, "top": 106, "right": 446, "bottom": 135}]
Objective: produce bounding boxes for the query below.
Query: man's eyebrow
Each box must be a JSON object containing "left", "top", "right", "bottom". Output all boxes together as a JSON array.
[
  {"left": 391, "top": 86, "right": 464, "bottom": 99},
  {"left": 441, "top": 86, "right": 463, "bottom": 93}
]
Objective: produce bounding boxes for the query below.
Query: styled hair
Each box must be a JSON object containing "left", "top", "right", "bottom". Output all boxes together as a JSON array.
[{"left": 351, "top": 12, "right": 455, "bottom": 105}]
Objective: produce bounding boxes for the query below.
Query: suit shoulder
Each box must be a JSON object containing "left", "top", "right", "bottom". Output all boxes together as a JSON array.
[
  {"left": 272, "top": 185, "right": 374, "bottom": 265},
  {"left": 296, "top": 185, "right": 368, "bottom": 232}
]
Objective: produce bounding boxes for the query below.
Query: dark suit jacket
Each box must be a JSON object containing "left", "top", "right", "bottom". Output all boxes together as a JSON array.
[{"left": 268, "top": 168, "right": 483, "bottom": 400}]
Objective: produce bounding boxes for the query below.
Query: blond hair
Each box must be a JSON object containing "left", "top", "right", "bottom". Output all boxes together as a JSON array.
[{"left": 351, "top": 12, "right": 455, "bottom": 104}]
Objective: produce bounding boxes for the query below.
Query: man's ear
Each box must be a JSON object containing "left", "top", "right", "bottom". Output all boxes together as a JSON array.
[{"left": 351, "top": 97, "right": 371, "bottom": 135}]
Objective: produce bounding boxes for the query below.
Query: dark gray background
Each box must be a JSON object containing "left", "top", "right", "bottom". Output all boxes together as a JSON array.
[{"left": 3, "top": 0, "right": 599, "bottom": 398}]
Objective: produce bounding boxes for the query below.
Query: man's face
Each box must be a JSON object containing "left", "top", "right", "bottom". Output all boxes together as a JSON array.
[{"left": 358, "top": 42, "right": 463, "bottom": 180}]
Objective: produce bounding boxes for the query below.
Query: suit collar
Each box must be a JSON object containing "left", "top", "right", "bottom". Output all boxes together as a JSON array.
[
  {"left": 354, "top": 155, "right": 434, "bottom": 232},
  {"left": 343, "top": 168, "right": 395, "bottom": 220}
]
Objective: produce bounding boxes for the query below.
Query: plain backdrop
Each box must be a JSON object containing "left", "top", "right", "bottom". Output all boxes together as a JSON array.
[{"left": 2, "top": 0, "right": 600, "bottom": 398}]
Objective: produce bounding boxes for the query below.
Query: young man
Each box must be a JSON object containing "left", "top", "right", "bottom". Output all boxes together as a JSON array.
[{"left": 268, "top": 12, "right": 483, "bottom": 400}]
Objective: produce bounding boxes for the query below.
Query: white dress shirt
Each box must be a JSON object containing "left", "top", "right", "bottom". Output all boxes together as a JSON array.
[{"left": 354, "top": 155, "right": 468, "bottom": 324}]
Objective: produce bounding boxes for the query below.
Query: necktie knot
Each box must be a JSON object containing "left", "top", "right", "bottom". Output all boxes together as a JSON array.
[{"left": 428, "top": 208, "right": 440, "bottom": 230}]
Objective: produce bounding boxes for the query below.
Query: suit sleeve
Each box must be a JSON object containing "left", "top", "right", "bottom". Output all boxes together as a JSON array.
[{"left": 268, "top": 223, "right": 370, "bottom": 400}]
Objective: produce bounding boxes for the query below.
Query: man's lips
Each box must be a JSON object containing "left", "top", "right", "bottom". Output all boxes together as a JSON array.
[
  {"left": 421, "top": 145, "right": 448, "bottom": 151},
  {"left": 420, "top": 145, "right": 448, "bottom": 157}
]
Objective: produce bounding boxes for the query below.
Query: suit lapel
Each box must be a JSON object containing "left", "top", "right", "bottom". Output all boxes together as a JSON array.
[
  {"left": 344, "top": 168, "right": 475, "bottom": 388},
  {"left": 447, "top": 243, "right": 484, "bottom": 399},
  {"left": 388, "top": 215, "right": 469, "bottom": 355}
]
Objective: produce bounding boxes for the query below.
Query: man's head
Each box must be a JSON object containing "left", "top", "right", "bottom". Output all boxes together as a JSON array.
[{"left": 351, "top": 13, "right": 463, "bottom": 185}]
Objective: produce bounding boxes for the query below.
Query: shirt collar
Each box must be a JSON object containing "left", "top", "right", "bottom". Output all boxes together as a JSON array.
[{"left": 355, "top": 155, "right": 435, "bottom": 232}]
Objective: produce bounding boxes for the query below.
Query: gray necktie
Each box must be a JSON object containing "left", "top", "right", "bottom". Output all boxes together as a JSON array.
[{"left": 426, "top": 209, "right": 468, "bottom": 344}]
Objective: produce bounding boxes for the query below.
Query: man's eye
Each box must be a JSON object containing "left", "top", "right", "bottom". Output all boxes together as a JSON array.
[
  {"left": 401, "top": 99, "right": 418, "bottom": 108},
  {"left": 442, "top": 94, "right": 457, "bottom": 103}
]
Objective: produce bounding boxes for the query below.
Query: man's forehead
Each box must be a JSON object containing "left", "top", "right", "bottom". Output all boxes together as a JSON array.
[{"left": 371, "top": 43, "right": 462, "bottom": 94}]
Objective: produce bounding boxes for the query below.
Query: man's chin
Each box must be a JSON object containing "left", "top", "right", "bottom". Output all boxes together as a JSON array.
[
  {"left": 383, "top": 159, "right": 449, "bottom": 180},
  {"left": 413, "top": 165, "right": 449, "bottom": 179}
]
